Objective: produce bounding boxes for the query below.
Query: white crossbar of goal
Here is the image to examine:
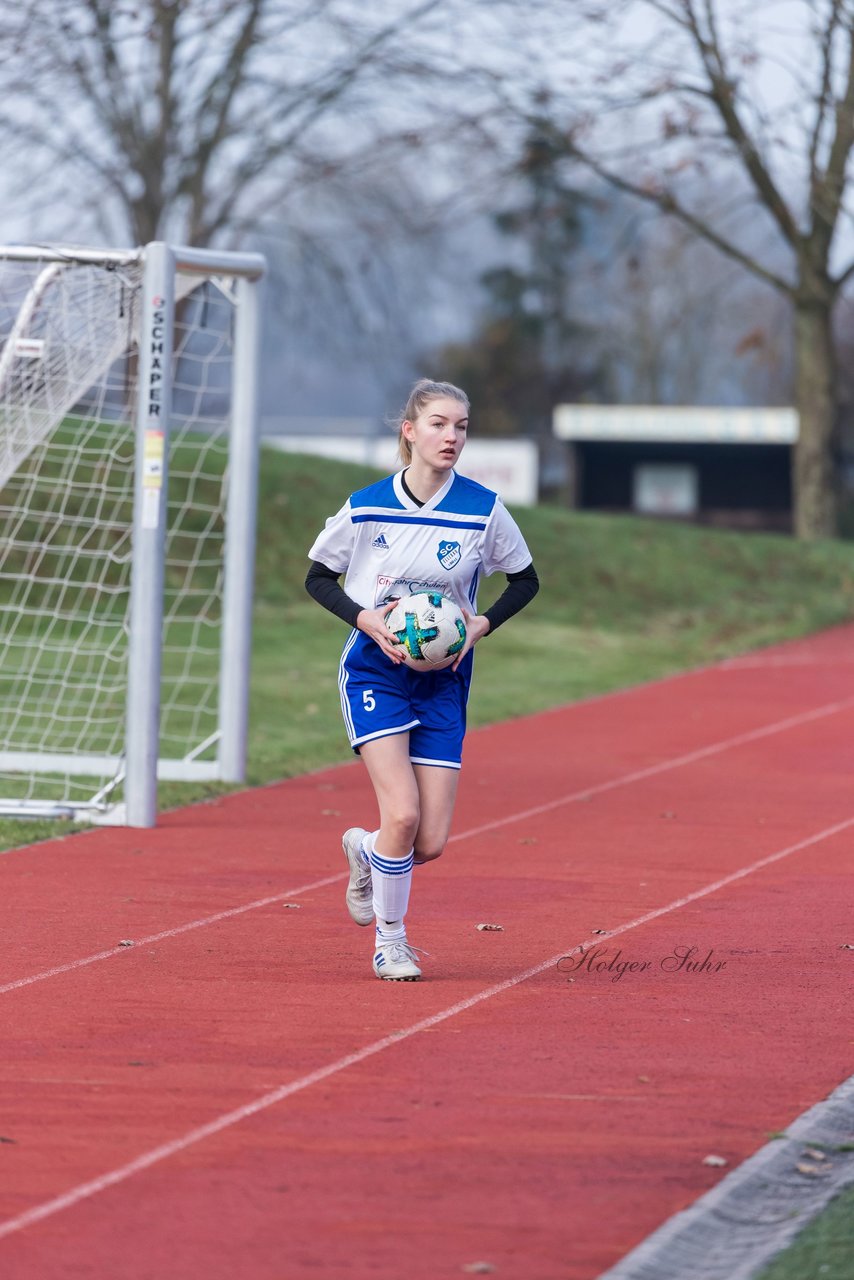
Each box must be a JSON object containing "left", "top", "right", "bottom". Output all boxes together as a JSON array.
[{"left": 0, "top": 241, "right": 266, "bottom": 827}]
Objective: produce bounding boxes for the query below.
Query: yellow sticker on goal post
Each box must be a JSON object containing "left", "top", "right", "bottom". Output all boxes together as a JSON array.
[
  {"left": 141, "top": 430, "right": 165, "bottom": 529},
  {"left": 142, "top": 429, "right": 165, "bottom": 489}
]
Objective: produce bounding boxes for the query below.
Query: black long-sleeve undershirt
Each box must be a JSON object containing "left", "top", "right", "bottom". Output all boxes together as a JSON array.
[
  {"left": 480, "top": 561, "right": 539, "bottom": 631},
  {"left": 304, "top": 560, "right": 363, "bottom": 629},
  {"left": 304, "top": 559, "right": 539, "bottom": 634}
]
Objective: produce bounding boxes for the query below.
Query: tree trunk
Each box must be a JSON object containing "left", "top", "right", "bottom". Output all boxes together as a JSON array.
[{"left": 792, "top": 295, "right": 837, "bottom": 539}]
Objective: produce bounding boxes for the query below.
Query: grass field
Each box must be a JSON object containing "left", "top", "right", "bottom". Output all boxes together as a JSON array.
[
  {"left": 4, "top": 447, "right": 854, "bottom": 848},
  {"left": 757, "top": 1183, "right": 854, "bottom": 1279},
  {"left": 2, "top": 448, "right": 854, "bottom": 1272}
]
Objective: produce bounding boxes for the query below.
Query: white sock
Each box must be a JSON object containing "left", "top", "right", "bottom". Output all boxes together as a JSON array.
[
  {"left": 376, "top": 919, "right": 407, "bottom": 946},
  {"left": 370, "top": 842, "right": 413, "bottom": 941}
]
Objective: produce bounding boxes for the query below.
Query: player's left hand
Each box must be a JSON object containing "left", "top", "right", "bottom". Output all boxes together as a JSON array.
[{"left": 451, "top": 610, "right": 490, "bottom": 670}]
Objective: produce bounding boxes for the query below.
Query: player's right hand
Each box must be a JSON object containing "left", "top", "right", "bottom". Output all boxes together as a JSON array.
[{"left": 356, "top": 600, "right": 405, "bottom": 664}]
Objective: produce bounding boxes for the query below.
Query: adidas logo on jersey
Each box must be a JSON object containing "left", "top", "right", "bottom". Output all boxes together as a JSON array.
[{"left": 372, "top": 533, "right": 390, "bottom": 551}]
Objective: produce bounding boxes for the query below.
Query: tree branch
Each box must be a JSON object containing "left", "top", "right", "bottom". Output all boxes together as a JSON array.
[
  {"left": 81, "top": 0, "right": 145, "bottom": 161},
  {"left": 834, "top": 254, "right": 854, "bottom": 291},
  {"left": 182, "top": 0, "right": 450, "bottom": 241},
  {"left": 567, "top": 140, "right": 794, "bottom": 294},
  {"left": 687, "top": 1, "right": 800, "bottom": 245},
  {"left": 191, "top": 0, "right": 263, "bottom": 172},
  {"left": 807, "top": 0, "right": 843, "bottom": 189},
  {"left": 810, "top": 16, "right": 854, "bottom": 265}
]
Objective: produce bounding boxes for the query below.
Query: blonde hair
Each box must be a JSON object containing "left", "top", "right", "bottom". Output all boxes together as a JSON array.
[{"left": 396, "top": 378, "right": 470, "bottom": 465}]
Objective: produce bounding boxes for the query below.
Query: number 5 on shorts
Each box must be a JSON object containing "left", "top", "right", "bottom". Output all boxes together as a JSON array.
[{"left": 362, "top": 689, "right": 376, "bottom": 712}]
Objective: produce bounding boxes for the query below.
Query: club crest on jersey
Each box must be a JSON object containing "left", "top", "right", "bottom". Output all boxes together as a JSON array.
[
  {"left": 437, "top": 539, "right": 461, "bottom": 570},
  {"left": 372, "top": 533, "right": 390, "bottom": 551}
]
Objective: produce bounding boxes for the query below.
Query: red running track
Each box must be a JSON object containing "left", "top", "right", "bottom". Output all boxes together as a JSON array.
[{"left": 1, "top": 625, "right": 853, "bottom": 1279}]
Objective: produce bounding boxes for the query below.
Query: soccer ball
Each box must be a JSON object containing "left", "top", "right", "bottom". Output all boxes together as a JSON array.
[{"left": 384, "top": 591, "right": 466, "bottom": 670}]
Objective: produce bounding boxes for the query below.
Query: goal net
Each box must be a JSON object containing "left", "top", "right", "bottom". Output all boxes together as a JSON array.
[{"left": 0, "top": 243, "right": 264, "bottom": 826}]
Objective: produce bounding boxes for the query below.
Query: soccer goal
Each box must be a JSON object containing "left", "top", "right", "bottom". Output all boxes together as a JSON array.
[{"left": 0, "top": 242, "right": 265, "bottom": 827}]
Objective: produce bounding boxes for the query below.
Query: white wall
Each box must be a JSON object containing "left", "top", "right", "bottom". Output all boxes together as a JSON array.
[{"left": 263, "top": 434, "right": 539, "bottom": 506}]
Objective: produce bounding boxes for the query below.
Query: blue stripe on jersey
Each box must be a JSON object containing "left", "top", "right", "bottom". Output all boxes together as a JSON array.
[
  {"left": 435, "top": 474, "right": 497, "bottom": 518},
  {"left": 350, "top": 476, "right": 404, "bottom": 510},
  {"left": 351, "top": 513, "right": 487, "bottom": 530}
]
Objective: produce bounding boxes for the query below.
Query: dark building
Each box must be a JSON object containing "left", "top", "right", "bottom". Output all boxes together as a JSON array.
[{"left": 553, "top": 406, "right": 797, "bottom": 532}]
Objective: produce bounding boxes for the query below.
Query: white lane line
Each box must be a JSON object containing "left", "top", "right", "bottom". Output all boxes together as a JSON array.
[
  {"left": 5, "top": 693, "right": 854, "bottom": 998},
  {"left": 1, "top": 810, "right": 852, "bottom": 1242},
  {"left": 0, "top": 874, "right": 343, "bottom": 996},
  {"left": 452, "top": 693, "right": 854, "bottom": 841}
]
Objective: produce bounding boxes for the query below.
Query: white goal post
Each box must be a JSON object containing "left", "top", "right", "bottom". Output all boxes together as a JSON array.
[{"left": 0, "top": 241, "right": 266, "bottom": 827}]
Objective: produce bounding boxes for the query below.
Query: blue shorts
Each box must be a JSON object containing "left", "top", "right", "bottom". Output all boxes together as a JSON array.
[{"left": 338, "top": 630, "right": 473, "bottom": 769}]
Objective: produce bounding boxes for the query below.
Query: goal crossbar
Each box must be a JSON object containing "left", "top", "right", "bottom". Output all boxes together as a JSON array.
[{"left": 0, "top": 245, "right": 265, "bottom": 277}]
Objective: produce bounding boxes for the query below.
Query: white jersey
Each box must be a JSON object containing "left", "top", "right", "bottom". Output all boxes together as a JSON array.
[{"left": 307, "top": 469, "right": 532, "bottom": 613}]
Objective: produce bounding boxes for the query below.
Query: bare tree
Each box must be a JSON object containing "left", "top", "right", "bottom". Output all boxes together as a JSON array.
[
  {"left": 0, "top": 0, "right": 495, "bottom": 249},
  {"left": 575, "top": 202, "right": 794, "bottom": 406},
  {"left": 511, "top": 0, "right": 854, "bottom": 538}
]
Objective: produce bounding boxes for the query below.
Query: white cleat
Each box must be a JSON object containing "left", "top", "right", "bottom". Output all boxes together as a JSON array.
[
  {"left": 342, "top": 827, "right": 373, "bottom": 927},
  {"left": 373, "top": 940, "right": 422, "bottom": 981}
]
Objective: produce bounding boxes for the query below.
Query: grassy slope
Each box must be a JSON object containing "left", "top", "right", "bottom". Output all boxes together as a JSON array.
[
  {"left": 4, "top": 448, "right": 854, "bottom": 845},
  {"left": 243, "top": 452, "right": 854, "bottom": 788}
]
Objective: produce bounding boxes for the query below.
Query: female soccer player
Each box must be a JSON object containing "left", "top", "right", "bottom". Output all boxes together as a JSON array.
[{"left": 305, "top": 379, "right": 539, "bottom": 981}]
